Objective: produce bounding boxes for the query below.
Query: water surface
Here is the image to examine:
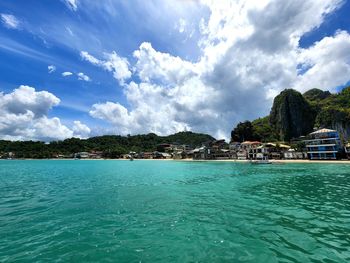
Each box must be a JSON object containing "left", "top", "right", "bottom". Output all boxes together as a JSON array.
[{"left": 0, "top": 160, "right": 350, "bottom": 262}]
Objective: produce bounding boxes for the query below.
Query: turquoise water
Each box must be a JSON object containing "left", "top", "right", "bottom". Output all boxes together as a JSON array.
[{"left": 0, "top": 160, "right": 350, "bottom": 262}]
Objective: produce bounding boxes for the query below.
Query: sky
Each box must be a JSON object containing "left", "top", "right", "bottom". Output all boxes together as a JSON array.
[{"left": 0, "top": 0, "right": 350, "bottom": 141}]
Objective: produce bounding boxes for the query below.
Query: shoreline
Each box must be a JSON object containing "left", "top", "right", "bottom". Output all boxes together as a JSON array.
[{"left": 2, "top": 158, "right": 350, "bottom": 164}]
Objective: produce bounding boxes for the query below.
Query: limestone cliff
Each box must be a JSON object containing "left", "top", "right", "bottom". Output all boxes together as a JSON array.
[{"left": 269, "top": 89, "right": 316, "bottom": 141}]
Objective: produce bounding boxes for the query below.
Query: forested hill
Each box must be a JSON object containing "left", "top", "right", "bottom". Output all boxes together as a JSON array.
[
  {"left": 0, "top": 131, "right": 215, "bottom": 159},
  {"left": 231, "top": 86, "right": 350, "bottom": 143}
]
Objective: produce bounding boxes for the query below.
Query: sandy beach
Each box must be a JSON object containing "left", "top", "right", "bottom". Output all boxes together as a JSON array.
[
  {"left": 3, "top": 158, "right": 350, "bottom": 164},
  {"left": 77, "top": 158, "right": 350, "bottom": 164}
]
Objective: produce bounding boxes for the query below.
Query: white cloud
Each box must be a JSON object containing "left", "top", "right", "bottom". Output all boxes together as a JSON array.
[
  {"left": 80, "top": 50, "right": 131, "bottom": 84},
  {"left": 90, "top": 102, "right": 134, "bottom": 134},
  {"left": 176, "top": 18, "right": 187, "bottom": 33},
  {"left": 0, "top": 86, "right": 90, "bottom": 141},
  {"left": 63, "top": 0, "right": 78, "bottom": 11},
  {"left": 0, "top": 85, "right": 60, "bottom": 117},
  {"left": 295, "top": 30, "right": 350, "bottom": 92},
  {"left": 88, "top": 0, "right": 350, "bottom": 140},
  {"left": 72, "top": 121, "right": 91, "bottom": 138},
  {"left": 1, "top": 14, "right": 20, "bottom": 29},
  {"left": 81, "top": 51, "right": 100, "bottom": 65},
  {"left": 62, "top": 71, "right": 73, "bottom": 77},
  {"left": 77, "top": 72, "right": 91, "bottom": 81},
  {"left": 31, "top": 116, "right": 74, "bottom": 141},
  {"left": 133, "top": 42, "right": 197, "bottom": 85},
  {"left": 48, "top": 65, "right": 56, "bottom": 73}
]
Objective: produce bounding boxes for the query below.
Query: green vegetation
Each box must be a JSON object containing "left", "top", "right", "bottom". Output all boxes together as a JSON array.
[
  {"left": 308, "top": 87, "right": 350, "bottom": 128},
  {"left": 231, "top": 86, "right": 350, "bottom": 143},
  {"left": 231, "top": 117, "right": 276, "bottom": 142},
  {"left": 0, "top": 131, "right": 215, "bottom": 159},
  {"left": 251, "top": 117, "right": 277, "bottom": 142},
  {"left": 303, "top": 88, "right": 331, "bottom": 102}
]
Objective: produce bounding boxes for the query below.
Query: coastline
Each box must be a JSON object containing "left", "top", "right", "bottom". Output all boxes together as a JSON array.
[{"left": 2, "top": 158, "right": 350, "bottom": 164}]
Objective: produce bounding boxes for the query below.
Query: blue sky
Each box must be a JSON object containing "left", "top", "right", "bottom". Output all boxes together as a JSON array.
[{"left": 0, "top": 0, "right": 350, "bottom": 141}]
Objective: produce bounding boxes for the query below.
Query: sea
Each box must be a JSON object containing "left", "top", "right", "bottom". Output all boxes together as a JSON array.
[{"left": 0, "top": 160, "right": 349, "bottom": 262}]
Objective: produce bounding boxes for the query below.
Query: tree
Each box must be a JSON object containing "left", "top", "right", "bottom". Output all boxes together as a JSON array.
[{"left": 231, "top": 121, "right": 256, "bottom": 142}]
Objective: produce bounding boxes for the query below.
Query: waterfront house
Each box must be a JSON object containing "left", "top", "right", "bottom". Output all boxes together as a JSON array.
[
  {"left": 156, "top": 143, "right": 172, "bottom": 153},
  {"left": 209, "top": 139, "right": 231, "bottom": 159},
  {"left": 283, "top": 149, "right": 307, "bottom": 159},
  {"left": 238, "top": 141, "right": 261, "bottom": 160},
  {"left": 144, "top": 152, "right": 154, "bottom": 159},
  {"left": 229, "top": 142, "right": 240, "bottom": 159},
  {"left": 173, "top": 150, "right": 186, "bottom": 159},
  {"left": 192, "top": 140, "right": 230, "bottom": 160},
  {"left": 89, "top": 151, "right": 103, "bottom": 159},
  {"left": 304, "top": 128, "right": 342, "bottom": 160},
  {"left": 249, "top": 143, "right": 290, "bottom": 160},
  {"left": 74, "top": 152, "right": 89, "bottom": 159},
  {"left": 193, "top": 146, "right": 210, "bottom": 160}
]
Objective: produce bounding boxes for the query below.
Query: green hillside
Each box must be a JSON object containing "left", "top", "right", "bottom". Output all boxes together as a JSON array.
[{"left": 0, "top": 131, "right": 215, "bottom": 159}]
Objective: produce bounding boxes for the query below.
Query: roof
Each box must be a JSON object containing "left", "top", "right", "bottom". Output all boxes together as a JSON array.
[
  {"left": 241, "top": 141, "right": 261, "bottom": 145},
  {"left": 310, "top": 128, "right": 337, "bottom": 135},
  {"left": 264, "top": 142, "right": 291, "bottom": 149}
]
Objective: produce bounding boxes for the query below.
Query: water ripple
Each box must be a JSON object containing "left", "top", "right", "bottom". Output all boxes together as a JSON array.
[{"left": 0, "top": 160, "right": 350, "bottom": 262}]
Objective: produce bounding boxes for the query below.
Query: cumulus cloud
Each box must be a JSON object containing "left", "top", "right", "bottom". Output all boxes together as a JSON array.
[
  {"left": 133, "top": 42, "right": 197, "bottom": 85},
  {"left": 72, "top": 121, "right": 91, "bottom": 138},
  {"left": 0, "top": 85, "right": 60, "bottom": 117},
  {"left": 48, "top": 65, "right": 56, "bottom": 73},
  {"left": 62, "top": 71, "right": 73, "bottom": 77},
  {"left": 63, "top": 0, "right": 78, "bottom": 11},
  {"left": 0, "top": 86, "right": 90, "bottom": 141},
  {"left": 295, "top": 30, "right": 350, "bottom": 92},
  {"left": 77, "top": 72, "right": 91, "bottom": 81},
  {"left": 88, "top": 0, "right": 349, "bottom": 139},
  {"left": 80, "top": 50, "right": 131, "bottom": 84},
  {"left": 1, "top": 14, "right": 20, "bottom": 29}
]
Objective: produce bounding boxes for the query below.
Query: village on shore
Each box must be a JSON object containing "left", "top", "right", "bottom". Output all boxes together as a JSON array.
[{"left": 41, "top": 128, "right": 350, "bottom": 162}]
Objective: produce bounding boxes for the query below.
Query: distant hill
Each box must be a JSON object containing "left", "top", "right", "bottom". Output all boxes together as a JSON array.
[
  {"left": 231, "top": 86, "right": 350, "bottom": 143},
  {"left": 0, "top": 131, "right": 215, "bottom": 159}
]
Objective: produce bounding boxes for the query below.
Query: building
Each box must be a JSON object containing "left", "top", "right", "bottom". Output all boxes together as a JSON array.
[
  {"left": 304, "top": 128, "right": 342, "bottom": 160},
  {"left": 283, "top": 149, "right": 307, "bottom": 159},
  {"left": 144, "top": 152, "right": 154, "bottom": 159},
  {"left": 173, "top": 151, "right": 187, "bottom": 159},
  {"left": 345, "top": 143, "right": 350, "bottom": 160},
  {"left": 156, "top": 143, "right": 172, "bottom": 153},
  {"left": 209, "top": 139, "right": 231, "bottom": 159},
  {"left": 191, "top": 140, "right": 230, "bottom": 160},
  {"left": 229, "top": 142, "right": 240, "bottom": 159},
  {"left": 74, "top": 152, "right": 89, "bottom": 159},
  {"left": 238, "top": 141, "right": 261, "bottom": 160},
  {"left": 193, "top": 146, "right": 211, "bottom": 160},
  {"left": 249, "top": 142, "right": 290, "bottom": 160}
]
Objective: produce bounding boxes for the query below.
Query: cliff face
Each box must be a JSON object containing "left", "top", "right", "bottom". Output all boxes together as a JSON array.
[
  {"left": 269, "top": 89, "right": 316, "bottom": 141},
  {"left": 231, "top": 87, "right": 350, "bottom": 143}
]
